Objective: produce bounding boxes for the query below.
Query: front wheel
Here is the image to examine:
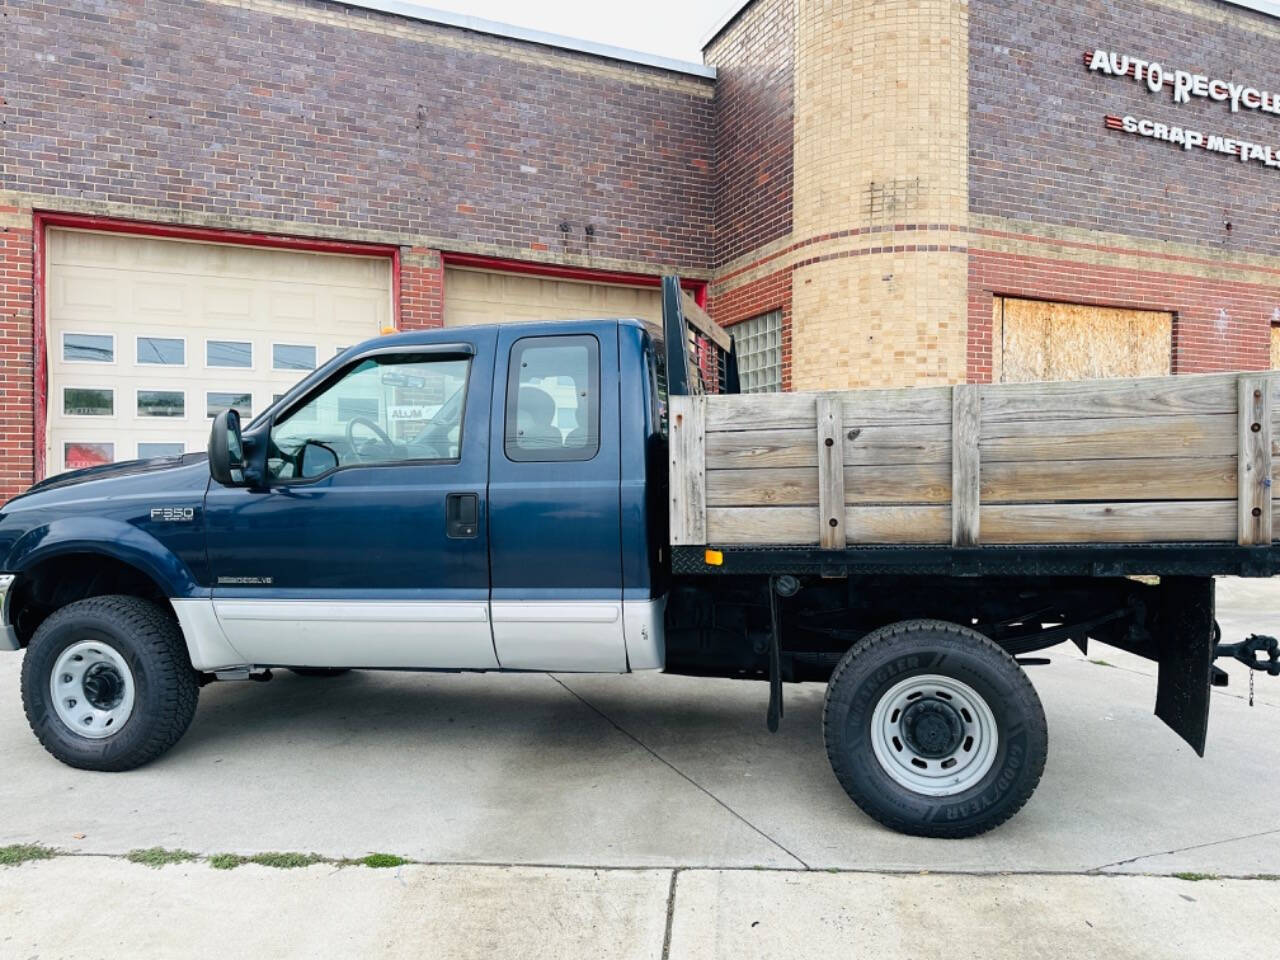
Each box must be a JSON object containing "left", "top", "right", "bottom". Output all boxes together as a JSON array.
[
  {"left": 822, "top": 619, "right": 1047, "bottom": 838},
  {"left": 21, "top": 595, "right": 200, "bottom": 771}
]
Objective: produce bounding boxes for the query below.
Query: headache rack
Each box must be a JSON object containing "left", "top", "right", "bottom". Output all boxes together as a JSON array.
[{"left": 662, "top": 275, "right": 740, "bottom": 397}]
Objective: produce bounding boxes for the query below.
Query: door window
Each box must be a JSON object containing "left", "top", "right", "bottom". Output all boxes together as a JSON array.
[
  {"left": 504, "top": 335, "right": 599, "bottom": 462},
  {"left": 267, "top": 353, "right": 470, "bottom": 480}
]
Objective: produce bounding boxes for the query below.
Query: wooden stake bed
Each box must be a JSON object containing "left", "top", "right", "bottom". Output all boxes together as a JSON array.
[{"left": 668, "top": 372, "right": 1280, "bottom": 550}]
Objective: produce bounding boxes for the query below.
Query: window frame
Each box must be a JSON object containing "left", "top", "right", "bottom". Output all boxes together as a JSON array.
[
  {"left": 61, "top": 331, "right": 116, "bottom": 365},
  {"left": 135, "top": 335, "right": 187, "bottom": 367},
  {"left": 204, "top": 337, "right": 255, "bottom": 370},
  {"left": 263, "top": 344, "right": 476, "bottom": 485},
  {"left": 271, "top": 341, "right": 319, "bottom": 373},
  {"left": 60, "top": 385, "right": 116, "bottom": 419},
  {"left": 135, "top": 388, "right": 187, "bottom": 420},
  {"left": 503, "top": 334, "right": 601, "bottom": 464}
]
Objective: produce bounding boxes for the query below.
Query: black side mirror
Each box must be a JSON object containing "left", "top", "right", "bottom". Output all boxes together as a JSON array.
[
  {"left": 299, "top": 440, "right": 339, "bottom": 478},
  {"left": 208, "top": 409, "right": 246, "bottom": 486}
]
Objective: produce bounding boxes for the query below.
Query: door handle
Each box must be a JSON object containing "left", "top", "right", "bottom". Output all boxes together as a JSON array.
[{"left": 446, "top": 493, "right": 479, "bottom": 539}]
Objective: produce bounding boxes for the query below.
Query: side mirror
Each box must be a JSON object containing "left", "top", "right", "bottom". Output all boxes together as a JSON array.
[
  {"left": 208, "top": 409, "right": 246, "bottom": 486},
  {"left": 299, "top": 440, "right": 339, "bottom": 478}
]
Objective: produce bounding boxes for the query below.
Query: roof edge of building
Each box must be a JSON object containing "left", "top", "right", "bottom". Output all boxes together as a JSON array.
[
  {"left": 323, "top": 0, "right": 717, "bottom": 79},
  {"left": 700, "top": 0, "right": 755, "bottom": 51}
]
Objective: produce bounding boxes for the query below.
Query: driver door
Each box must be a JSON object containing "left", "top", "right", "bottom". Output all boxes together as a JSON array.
[{"left": 203, "top": 332, "right": 498, "bottom": 669}]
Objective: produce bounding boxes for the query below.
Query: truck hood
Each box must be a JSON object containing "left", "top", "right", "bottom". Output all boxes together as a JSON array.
[{"left": 4, "top": 453, "right": 211, "bottom": 512}]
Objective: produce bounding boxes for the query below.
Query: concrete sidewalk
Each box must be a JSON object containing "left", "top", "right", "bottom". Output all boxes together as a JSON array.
[{"left": 0, "top": 857, "right": 1272, "bottom": 960}]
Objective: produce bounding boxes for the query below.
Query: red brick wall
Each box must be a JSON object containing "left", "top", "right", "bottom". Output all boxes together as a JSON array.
[
  {"left": 0, "top": 213, "right": 35, "bottom": 503},
  {"left": 704, "top": 0, "right": 794, "bottom": 268},
  {"left": 399, "top": 249, "right": 445, "bottom": 330},
  {"left": 3, "top": 0, "right": 714, "bottom": 270},
  {"left": 708, "top": 268, "right": 793, "bottom": 391},
  {"left": 968, "top": 244, "right": 1280, "bottom": 382}
]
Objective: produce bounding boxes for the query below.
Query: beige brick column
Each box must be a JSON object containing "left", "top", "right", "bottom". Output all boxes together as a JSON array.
[{"left": 790, "top": 0, "right": 970, "bottom": 389}]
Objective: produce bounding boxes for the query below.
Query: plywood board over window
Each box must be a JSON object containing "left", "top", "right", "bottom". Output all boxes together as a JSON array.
[
  {"left": 995, "top": 298, "right": 1172, "bottom": 383},
  {"left": 1270, "top": 324, "right": 1280, "bottom": 370}
]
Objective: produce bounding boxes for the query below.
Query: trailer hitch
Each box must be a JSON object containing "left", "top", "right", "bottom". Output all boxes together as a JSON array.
[
  {"left": 1214, "top": 634, "right": 1280, "bottom": 676},
  {"left": 1214, "top": 633, "right": 1280, "bottom": 706}
]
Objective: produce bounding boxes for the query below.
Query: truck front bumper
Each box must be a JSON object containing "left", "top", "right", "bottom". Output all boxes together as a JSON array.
[{"left": 0, "top": 574, "right": 19, "bottom": 651}]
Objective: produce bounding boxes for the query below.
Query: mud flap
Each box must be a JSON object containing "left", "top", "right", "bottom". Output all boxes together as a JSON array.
[{"left": 1153, "top": 576, "right": 1215, "bottom": 757}]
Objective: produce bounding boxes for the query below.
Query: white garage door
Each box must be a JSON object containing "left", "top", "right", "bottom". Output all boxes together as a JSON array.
[
  {"left": 443, "top": 267, "right": 662, "bottom": 327},
  {"left": 46, "top": 229, "right": 391, "bottom": 473}
]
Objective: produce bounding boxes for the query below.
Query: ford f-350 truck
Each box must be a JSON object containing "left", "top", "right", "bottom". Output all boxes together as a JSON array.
[{"left": 2, "top": 278, "right": 1277, "bottom": 838}]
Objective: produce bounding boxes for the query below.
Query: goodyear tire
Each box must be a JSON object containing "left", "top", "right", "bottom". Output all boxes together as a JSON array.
[
  {"left": 823, "top": 619, "right": 1047, "bottom": 838},
  {"left": 21, "top": 595, "right": 199, "bottom": 771}
]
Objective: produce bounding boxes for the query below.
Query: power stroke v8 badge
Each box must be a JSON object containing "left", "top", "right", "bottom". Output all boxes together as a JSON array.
[{"left": 149, "top": 506, "right": 196, "bottom": 522}]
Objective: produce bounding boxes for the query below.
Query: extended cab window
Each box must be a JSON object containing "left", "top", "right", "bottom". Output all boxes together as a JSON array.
[
  {"left": 267, "top": 353, "right": 470, "bottom": 480},
  {"left": 505, "top": 335, "right": 599, "bottom": 462}
]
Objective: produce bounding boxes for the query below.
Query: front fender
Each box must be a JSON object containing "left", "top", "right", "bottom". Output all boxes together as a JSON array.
[{"left": 6, "top": 517, "right": 204, "bottom": 599}]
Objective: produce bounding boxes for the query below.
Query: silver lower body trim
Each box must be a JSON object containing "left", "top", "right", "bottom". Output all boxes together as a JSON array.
[
  {"left": 622, "top": 597, "right": 666, "bottom": 671},
  {"left": 0, "top": 574, "right": 20, "bottom": 652}
]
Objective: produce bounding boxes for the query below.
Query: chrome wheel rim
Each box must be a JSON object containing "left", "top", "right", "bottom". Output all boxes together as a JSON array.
[
  {"left": 50, "top": 640, "right": 136, "bottom": 740},
  {"left": 869, "top": 674, "right": 998, "bottom": 797}
]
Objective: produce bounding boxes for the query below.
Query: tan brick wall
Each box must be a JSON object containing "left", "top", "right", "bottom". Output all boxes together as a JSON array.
[{"left": 788, "top": 0, "right": 970, "bottom": 388}]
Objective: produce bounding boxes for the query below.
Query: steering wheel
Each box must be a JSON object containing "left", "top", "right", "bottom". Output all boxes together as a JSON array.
[{"left": 345, "top": 416, "right": 395, "bottom": 461}]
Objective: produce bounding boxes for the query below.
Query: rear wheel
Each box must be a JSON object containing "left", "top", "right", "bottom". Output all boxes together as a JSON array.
[
  {"left": 822, "top": 619, "right": 1047, "bottom": 838},
  {"left": 21, "top": 595, "right": 199, "bottom": 771}
]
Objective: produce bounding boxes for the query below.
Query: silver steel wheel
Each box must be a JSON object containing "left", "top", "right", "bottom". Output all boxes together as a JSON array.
[
  {"left": 869, "top": 673, "right": 998, "bottom": 797},
  {"left": 49, "top": 640, "right": 136, "bottom": 740}
]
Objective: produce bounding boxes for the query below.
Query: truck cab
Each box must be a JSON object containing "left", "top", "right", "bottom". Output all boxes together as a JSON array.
[{"left": 198, "top": 316, "right": 669, "bottom": 675}]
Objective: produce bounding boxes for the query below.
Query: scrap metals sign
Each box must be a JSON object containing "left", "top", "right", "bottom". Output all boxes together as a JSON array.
[{"left": 1085, "top": 49, "right": 1280, "bottom": 170}]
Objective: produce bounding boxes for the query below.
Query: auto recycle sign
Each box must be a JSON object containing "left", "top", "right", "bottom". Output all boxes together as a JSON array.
[{"left": 1086, "top": 49, "right": 1280, "bottom": 170}]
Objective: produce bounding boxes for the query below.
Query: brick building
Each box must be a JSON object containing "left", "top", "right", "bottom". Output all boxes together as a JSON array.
[{"left": 3, "top": 0, "right": 1280, "bottom": 499}]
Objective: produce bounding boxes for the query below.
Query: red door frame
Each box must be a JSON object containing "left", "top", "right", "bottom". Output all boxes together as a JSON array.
[
  {"left": 31, "top": 212, "right": 401, "bottom": 481},
  {"left": 440, "top": 251, "right": 709, "bottom": 309}
]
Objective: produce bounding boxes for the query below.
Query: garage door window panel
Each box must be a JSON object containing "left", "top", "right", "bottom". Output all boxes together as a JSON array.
[
  {"left": 206, "top": 339, "right": 253, "bottom": 369},
  {"left": 138, "top": 442, "right": 185, "bottom": 459},
  {"left": 64, "top": 442, "right": 114, "bottom": 471},
  {"left": 62, "top": 387, "right": 114, "bottom": 418},
  {"left": 207, "top": 392, "right": 253, "bottom": 420},
  {"left": 62, "top": 332, "right": 115, "bottom": 364},
  {"left": 137, "top": 390, "right": 185, "bottom": 418},
  {"left": 504, "top": 335, "right": 599, "bottom": 463},
  {"left": 136, "top": 336, "right": 185, "bottom": 366},
  {"left": 272, "top": 343, "right": 317, "bottom": 372},
  {"left": 267, "top": 354, "right": 471, "bottom": 481}
]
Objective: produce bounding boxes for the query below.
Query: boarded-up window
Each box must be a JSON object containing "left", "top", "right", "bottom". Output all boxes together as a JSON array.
[
  {"left": 1271, "top": 324, "right": 1280, "bottom": 369},
  {"left": 995, "top": 298, "right": 1172, "bottom": 383}
]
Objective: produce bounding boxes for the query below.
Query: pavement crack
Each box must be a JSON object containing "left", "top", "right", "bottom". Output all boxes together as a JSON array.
[
  {"left": 1090, "top": 826, "right": 1280, "bottom": 872},
  {"left": 660, "top": 869, "right": 680, "bottom": 960},
  {"left": 549, "top": 675, "right": 811, "bottom": 870}
]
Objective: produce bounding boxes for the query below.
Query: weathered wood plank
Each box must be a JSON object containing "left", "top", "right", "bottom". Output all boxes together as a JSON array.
[
  {"left": 704, "top": 388, "right": 952, "bottom": 432},
  {"left": 705, "top": 424, "right": 951, "bottom": 470},
  {"left": 705, "top": 464, "right": 951, "bottom": 506},
  {"left": 980, "top": 373, "right": 1237, "bottom": 423},
  {"left": 981, "top": 413, "right": 1238, "bottom": 463},
  {"left": 681, "top": 290, "right": 732, "bottom": 352},
  {"left": 706, "top": 506, "right": 950, "bottom": 546},
  {"left": 981, "top": 456, "right": 1238, "bottom": 503},
  {"left": 952, "top": 385, "right": 981, "bottom": 547},
  {"left": 981, "top": 501, "right": 1236, "bottom": 544},
  {"left": 1238, "top": 376, "right": 1273, "bottom": 546},
  {"left": 816, "top": 396, "right": 846, "bottom": 549},
  {"left": 668, "top": 394, "right": 707, "bottom": 546}
]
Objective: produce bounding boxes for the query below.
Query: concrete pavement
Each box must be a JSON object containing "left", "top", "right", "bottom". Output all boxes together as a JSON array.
[
  {"left": 0, "top": 859, "right": 1273, "bottom": 960},
  {"left": 4, "top": 581, "right": 1279, "bottom": 873}
]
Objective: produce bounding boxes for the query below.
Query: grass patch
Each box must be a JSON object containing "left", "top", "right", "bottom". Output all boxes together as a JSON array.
[
  {"left": 1173, "top": 872, "right": 1218, "bottom": 882},
  {"left": 247, "top": 852, "right": 325, "bottom": 869},
  {"left": 209, "top": 853, "right": 249, "bottom": 870},
  {"left": 0, "top": 844, "right": 56, "bottom": 867},
  {"left": 359, "top": 853, "right": 410, "bottom": 869},
  {"left": 126, "top": 847, "right": 199, "bottom": 869}
]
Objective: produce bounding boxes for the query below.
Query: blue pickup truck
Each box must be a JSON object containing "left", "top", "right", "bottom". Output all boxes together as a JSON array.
[{"left": 2, "top": 278, "right": 1277, "bottom": 837}]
